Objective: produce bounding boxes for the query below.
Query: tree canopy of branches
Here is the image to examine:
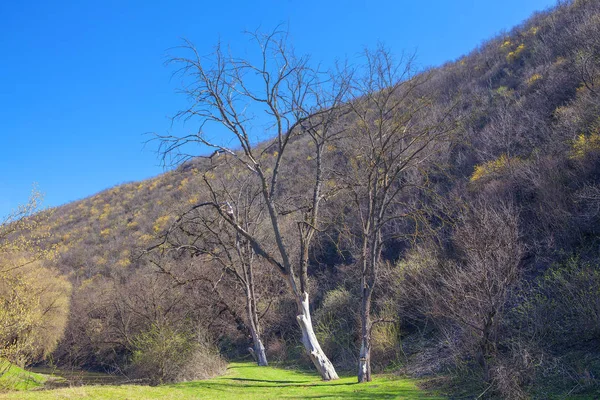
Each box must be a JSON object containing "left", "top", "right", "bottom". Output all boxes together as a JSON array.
[
  {"left": 341, "top": 46, "right": 458, "bottom": 382},
  {"left": 401, "top": 200, "right": 524, "bottom": 382},
  {"left": 158, "top": 29, "right": 352, "bottom": 380},
  {"left": 0, "top": 190, "right": 71, "bottom": 367},
  {"left": 147, "top": 169, "right": 276, "bottom": 367}
]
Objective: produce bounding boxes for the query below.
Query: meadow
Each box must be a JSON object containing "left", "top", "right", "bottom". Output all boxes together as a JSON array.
[{"left": 0, "top": 362, "right": 443, "bottom": 400}]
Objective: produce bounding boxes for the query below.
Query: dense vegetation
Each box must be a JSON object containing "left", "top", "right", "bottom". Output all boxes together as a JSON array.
[
  {"left": 0, "top": 190, "right": 71, "bottom": 367},
  {"left": 2, "top": 0, "right": 600, "bottom": 398}
]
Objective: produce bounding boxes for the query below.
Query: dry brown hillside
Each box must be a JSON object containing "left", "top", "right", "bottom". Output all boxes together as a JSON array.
[{"left": 14, "top": 0, "right": 600, "bottom": 397}]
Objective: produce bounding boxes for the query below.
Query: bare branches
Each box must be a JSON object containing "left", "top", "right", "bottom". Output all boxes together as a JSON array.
[
  {"left": 332, "top": 45, "right": 460, "bottom": 382},
  {"left": 401, "top": 199, "right": 524, "bottom": 380},
  {"left": 155, "top": 28, "right": 351, "bottom": 380}
]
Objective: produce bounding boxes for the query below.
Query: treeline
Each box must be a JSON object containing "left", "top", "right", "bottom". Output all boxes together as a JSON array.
[{"left": 2, "top": 0, "right": 599, "bottom": 397}]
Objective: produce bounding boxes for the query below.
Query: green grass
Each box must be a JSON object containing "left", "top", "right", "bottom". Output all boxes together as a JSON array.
[
  {"left": 0, "top": 362, "right": 444, "bottom": 399},
  {"left": 0, "top": 360, "right": 49, "bottom": 391}
]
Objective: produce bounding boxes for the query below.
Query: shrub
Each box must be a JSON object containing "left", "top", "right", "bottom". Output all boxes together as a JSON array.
[
  {"left": 315, "top": 288, "right": 358, "bottom": 369},
  {"left": 129, "top": 323, "right": 226, "bottom": 384},
  {"left": 370, "top": 317, "right": 402, "bottom": 371},
  {"left": 0, "top": 258, "right": 71, "bottom": 367},
  {"left": 526, "top": 73, "right": 543, "bottom": 86},
  {"left": 570, "top": 132, "right": 600, "bottom": 159},
  {"left": 470, "top": 154, "right": 522, "bottom": 182},
  {"left": 521, "top": 256, "right": 600, "bottom": 344},
  {"left": 506, "top": 43, "right": 526, "bottom": 62}
]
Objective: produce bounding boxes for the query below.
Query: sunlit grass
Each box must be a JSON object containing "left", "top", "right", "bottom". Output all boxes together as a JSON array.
[
  {"left": 0, "top": 362, "right": 444, "bottom": 399},
  {"left": 0, "top": 360, "right": 49, "bottom": 391}
]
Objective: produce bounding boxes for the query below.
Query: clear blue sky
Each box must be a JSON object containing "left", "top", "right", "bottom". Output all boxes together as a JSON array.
[{"left": 0, "top": 0, "right": 557, "bottom": 217}]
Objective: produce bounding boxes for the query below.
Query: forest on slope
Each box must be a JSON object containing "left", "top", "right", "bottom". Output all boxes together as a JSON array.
[{"left": 2, "top": 0, "right": 600, "bottom": 398}]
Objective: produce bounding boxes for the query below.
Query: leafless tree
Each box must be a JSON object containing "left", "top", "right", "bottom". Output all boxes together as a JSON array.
[
  {"left": 156, "top": 29, "right": 351, "bottom": 380},
  {"left": 341, "top": 46, "right": 457, "bottom": 382},
  {"left": 148, "top": 168, "right": 274, "bottom": 366},
  {"left": 403, "top": 199, "right": 524, "bottom": 382},
  {"left": 451, "top": 200, "right": 523, "bottom": 380}
]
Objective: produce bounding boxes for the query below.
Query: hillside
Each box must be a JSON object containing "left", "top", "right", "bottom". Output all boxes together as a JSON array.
[{"left": 5, "top": 0, "right": 600, "bottom": 398}]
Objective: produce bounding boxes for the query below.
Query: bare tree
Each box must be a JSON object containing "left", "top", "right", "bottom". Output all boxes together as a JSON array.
[
  {"left": 149, "top": 169, "right": 273, "bottom": 366},
  {"left": 157, "top": 29, "right": 351, "bottom": 380},
  {"left": 341, "top": 46, "right": 457, "bottom": 382},
  {"left": 403, "top": 199, "right": 524, "bottom": 382},
  {"left": 448, "top": 200, "right": 524, "bottom": 380}
]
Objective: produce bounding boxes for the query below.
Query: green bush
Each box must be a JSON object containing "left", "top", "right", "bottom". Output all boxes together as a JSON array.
[
  {"left": 520, "top": 256, "right": 600, "bottom": 344},
  {"left": 314, "top": 288, "right": 358, "bottom": 369},
  {"left": 129, "top": 323, "right": 226, "bottom": 384},
  {"left": 512, "top": 256, "right": 600, "bottom": 397},
  {"left": 371, "top": 314, "right": 403, "bottom": 371}
]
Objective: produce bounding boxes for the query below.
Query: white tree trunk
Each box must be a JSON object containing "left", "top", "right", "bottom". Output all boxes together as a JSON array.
[
  {"left": 296, "top": 292, "right": 339, "bottom": 381},
  {"left": 253, "top": 337, "right": 268, "bottom": 366},
  {"left": 358, "top": 337, "right": 371, "bottom": 382},
  {"left": 358, "top": 275, "right": 373, "bottom": 382},
  {"left": 246, "top": 287, "right": 268, "bottom": 367}
]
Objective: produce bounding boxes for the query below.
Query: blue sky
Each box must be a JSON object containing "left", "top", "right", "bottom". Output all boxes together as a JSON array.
[{"left": 0, "top": 0, "right": 557, "bottom": 217}]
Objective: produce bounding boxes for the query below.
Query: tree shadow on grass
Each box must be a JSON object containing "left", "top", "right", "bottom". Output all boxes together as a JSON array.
[
  {"left": 226, "top": 377, "right": 313, "bottom": 384},
  {"left": 285, "top": 392, "right": 430, "bottom": 399},
  {"left": 175, "top": 380, "right": 439, "bottom": 399},
  {"left": 181, "top": 380, "right": 357, "bottom": 389},
  {"left": 172, "top": 364, "right": 443, "bottom": 399}
]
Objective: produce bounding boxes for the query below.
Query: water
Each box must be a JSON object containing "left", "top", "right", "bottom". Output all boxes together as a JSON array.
[{"left": 28, "top": 366, "right": 128, "bottom": 388}]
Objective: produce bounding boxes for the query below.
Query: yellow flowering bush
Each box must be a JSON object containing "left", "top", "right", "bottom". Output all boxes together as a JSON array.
[
  {"left": 506, "top": 44, "right": 526, "bottom": 62},
  {"left": 153, "top": 215, "right": 173, "bottom": 233},
  {"left": 470, "top": 154, "right": 520, "bottom": 182},
  {"left": 527, "top": 73, "right": 543, "bottom": 86},
  {"left": 571, "top": 132, "right": 600, "bottom": 159}
]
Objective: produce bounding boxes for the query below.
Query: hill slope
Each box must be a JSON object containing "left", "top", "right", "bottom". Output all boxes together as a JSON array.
[{"left": 11, "top": 0, "right": 600, "bottom": 397}]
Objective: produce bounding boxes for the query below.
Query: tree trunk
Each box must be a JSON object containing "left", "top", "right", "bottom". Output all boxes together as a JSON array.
[
  {"left": 478, "top": 313, "right": 495, "bottom": 382},
  {"left": 245, "top": 283, "right": 268, "bottom": 366},
  {"left": 247, "top": 309, "right": 268, "bottom": 366},
  {"left": 358, "top": 284, "right": 373, "bottom": 382},
  {"left": 358, "top": 339, "right": 371, "bottom": 383},
  {"left": 296, "top": 291, "right": 339, "bottom": 380},
  {"left": 251, "top": 334, "right": 268, "bottom": 366}
]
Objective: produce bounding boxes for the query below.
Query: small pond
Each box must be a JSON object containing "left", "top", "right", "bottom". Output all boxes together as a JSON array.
[{"left": 29, "top": 366, "right": 130, "bottom": 388}]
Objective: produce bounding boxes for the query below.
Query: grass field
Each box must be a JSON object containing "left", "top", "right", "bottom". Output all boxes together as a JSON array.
[
  {"left": 0, "top": 360, "right": 49, "bottom": 391},
  {"left": 0, "top": 362, "right": 444, "bottom": 399}
]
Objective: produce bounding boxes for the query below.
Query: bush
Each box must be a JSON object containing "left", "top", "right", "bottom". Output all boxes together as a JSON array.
[
  {"left": 0, "top": 258, "right": 71, "bottom": 366},
  {"left": 520, "top": 256, "right": 600, "bottom": 345},
  {"left": 129, "top": 323, "right": 226, "bottom": 384},
  {"left": 314, "top": 288, "right": 358, "bottom": 369},
  {"left": 371, "top": 317, "right": 402, "bottom": 371}
]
